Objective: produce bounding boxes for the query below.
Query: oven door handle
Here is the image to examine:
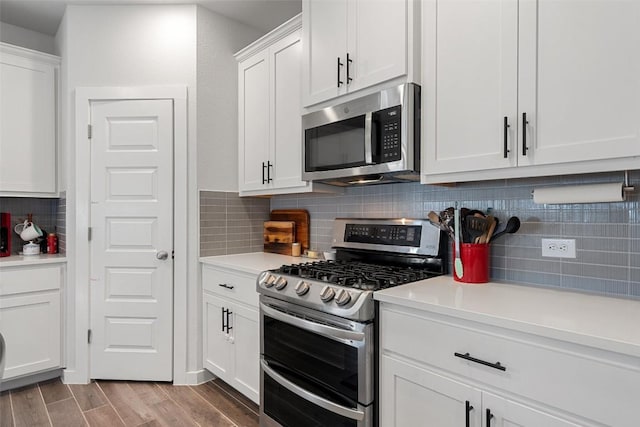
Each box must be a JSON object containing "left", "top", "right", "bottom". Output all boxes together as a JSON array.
[
  {"left": 260, "top": 302, "right": 365, "bottom": 342},
  {"left": 261, "top": 359, "right": 365, "bottom": 421}
]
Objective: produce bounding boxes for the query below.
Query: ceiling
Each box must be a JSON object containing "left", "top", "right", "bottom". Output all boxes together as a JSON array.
[{"left": 0, "top": 0, "right": 302, "bottom": 35}]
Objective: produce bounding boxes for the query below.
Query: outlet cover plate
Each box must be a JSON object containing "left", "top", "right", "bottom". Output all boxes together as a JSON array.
[{"left": 541, "top": 238, "right": 576, "bottom": 258}]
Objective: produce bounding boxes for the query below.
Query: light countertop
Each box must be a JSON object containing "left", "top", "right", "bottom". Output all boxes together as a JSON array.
[
  {"left": 200, "top": 252, "right": 312, "bottom": 275},
  {"left": 0, "top": 254, "right": 67, "bottom": 267},
  {"left": 375, "top": 275, "right": 640, "bottom": 358}
]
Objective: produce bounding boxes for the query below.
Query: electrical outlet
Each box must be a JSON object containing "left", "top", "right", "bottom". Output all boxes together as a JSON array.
[{"left": 541, "top": 238, "right": 576, "bottom": 258}]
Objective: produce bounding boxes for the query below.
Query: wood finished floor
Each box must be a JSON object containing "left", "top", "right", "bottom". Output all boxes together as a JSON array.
[{"left": 0, "top": 378, "right": 259, "bottom": 427}]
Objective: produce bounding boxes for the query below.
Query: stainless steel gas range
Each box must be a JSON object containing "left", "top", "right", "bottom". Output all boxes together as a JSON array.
[{"left": 257, "top": 218, "right": 447, "bottom": 427}]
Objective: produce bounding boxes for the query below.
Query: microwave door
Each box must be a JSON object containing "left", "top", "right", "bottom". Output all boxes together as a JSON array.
[{"left": 305, "top": 115, "right": 367, "bottom": 173}]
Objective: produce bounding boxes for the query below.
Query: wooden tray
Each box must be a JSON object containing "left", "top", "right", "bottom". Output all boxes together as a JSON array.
[
  {"left": 263, "top": 220, "right": 296, "bottom": 255},
  {"left": 270, "top": 209, "right": 310, "bottom": 252}
]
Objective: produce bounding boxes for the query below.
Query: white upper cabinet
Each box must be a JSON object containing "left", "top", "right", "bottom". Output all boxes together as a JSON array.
[
  {"left": 302, "top": 0, "right": 418, "bottom": 107},
  {"left": 423, "top": 0, "right": 518, "bottom": 175},
  {"left": 422, "top": 0, "right": 640, "bottom": 183},
  {"left": 237, "top": 15, "right": 329, "bottom": 197},
  {"left": 0, "top": 43, "right": 59, "bottom": 197},
  {"left": 518, "top": 0, "right": 640, "bottom": 167}
]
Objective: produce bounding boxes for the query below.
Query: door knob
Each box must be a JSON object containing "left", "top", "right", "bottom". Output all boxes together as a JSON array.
[{"left": 156, "top": 250, "right": 169, "bottom": 260}]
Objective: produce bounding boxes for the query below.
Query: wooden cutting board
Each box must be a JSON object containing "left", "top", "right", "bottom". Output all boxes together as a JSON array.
[
  {"left": 263, "top": 220, "right": 296, "bottom": 255},
  {"left": 270, "top": 209, "right": 310, "bottom": 252}
]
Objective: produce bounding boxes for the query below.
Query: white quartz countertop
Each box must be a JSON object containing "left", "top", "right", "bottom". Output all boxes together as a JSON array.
[
  {"left": 375, "top": 275, "right": 640, "bottom": 358},
  {"left": 200, "top": 252, "right": 309, "bottom": 275},
  {"left": 0, "top": 254, "right": 67, "bottom": 267}
]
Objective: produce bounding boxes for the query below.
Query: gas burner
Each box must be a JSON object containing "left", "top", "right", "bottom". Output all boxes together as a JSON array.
[{"left": 272, "top": 260, "right": 439, "bottom": 291}]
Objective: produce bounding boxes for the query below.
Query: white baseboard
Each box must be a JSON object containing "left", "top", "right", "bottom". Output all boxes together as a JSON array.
[
  {"left": 61, "top": 369, "right": 90, "bottom": 384},
  {"left": 177, "top": 369, "right": 215, "bottom": 385}
]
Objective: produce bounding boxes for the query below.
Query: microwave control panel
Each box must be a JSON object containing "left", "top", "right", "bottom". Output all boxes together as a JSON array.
[{"left": 374, "top": 105, "right": 402, "bottom": 163}]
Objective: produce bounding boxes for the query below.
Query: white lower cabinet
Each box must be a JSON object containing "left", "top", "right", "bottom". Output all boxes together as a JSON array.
[
  {"left": 0, "top": 263, "right": 64, "bottom": 381},
  {"left": 202, "top": 264, "right": 259, "bottom": 403},
  {"left": 379, "top": 303, "right": 639, "bottom": 427}
]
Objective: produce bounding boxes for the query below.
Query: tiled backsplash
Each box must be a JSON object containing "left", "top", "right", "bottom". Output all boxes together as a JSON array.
[
  {"left": 271, "top": 170, "right": 640, "bottom": 299},
  {"left": 0, "top": 197, "right": 61, "bottom": 255},
  {"left": 200, "top": 191, "right": 270, "bottom": 257}
]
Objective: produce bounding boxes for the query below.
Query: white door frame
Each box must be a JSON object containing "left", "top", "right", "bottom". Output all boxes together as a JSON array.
[{"left": 67, "top": 86, "right": 191, "bottom": 384}]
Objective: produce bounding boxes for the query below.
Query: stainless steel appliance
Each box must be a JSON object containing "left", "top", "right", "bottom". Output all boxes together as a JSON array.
[
  {"left": 257, "top": 218, "right": 446, "bottom": 427},
  {"left": 302, "top": 84, "right": 420, "bottom": 186}
]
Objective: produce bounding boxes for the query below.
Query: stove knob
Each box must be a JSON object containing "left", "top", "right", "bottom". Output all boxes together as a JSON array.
[
  {"left": 274, "top": 276, "right": 288, "bottom": 290},
  {"left": 261, "top": 273, "right": 276, "bottom": 288},
  {"left": 335, "top": 289, "right": 352, "bottom": 306},
  {"left": 295, "top": 280, "right": 310, "bottom": 296},
  {"left": 320, "top": 286, "right": 336, "bottom": 302}
]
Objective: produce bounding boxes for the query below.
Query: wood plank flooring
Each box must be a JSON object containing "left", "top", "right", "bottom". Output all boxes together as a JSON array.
[{"left": 0, "top": 378, "right": 259, "bottom": 427}]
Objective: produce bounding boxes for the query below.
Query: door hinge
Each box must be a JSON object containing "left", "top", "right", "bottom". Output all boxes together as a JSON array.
[
  {"left": 88, "top": 227, "right": 92, "bottom": 241},
  {"left": 88, "top": 329, "right": 92, "bottom": 344},
  {"left": 88, "top": 124, "right": 92, "bottom": 139},
  {"left": 172, "top": 250, "right": 175, "bottom": 260}
]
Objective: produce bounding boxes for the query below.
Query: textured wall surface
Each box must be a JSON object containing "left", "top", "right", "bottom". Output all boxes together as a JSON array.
[
  {"left": 271, "top": 170, "right": 640, "bottom": 299},
  {"left": 200, "top": 191, "right": 270, "bottom": 257}
]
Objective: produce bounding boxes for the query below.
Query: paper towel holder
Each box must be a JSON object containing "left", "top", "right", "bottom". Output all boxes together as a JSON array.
[{"left": 531, "top": 171, "right": 635, "bottom": 204}]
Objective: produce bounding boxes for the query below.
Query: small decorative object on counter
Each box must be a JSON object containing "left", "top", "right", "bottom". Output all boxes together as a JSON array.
[
  {"left": 47, "top": 233, "right": 58, "bottom": 254},
  {"left": 291, "top": 242, "right": 301, "bottom": 257}
]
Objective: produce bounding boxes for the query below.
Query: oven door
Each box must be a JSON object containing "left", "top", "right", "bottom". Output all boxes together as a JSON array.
[{"left": 259, "top": 296, "right": 373, "bottom": 427}]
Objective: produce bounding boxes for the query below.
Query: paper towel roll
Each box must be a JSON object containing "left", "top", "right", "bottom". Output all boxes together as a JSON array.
[{"left": 532, "top": 182, "right": 625, "bottom": 204}]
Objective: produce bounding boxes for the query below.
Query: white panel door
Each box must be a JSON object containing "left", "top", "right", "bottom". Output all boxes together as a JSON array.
[
  {"left": 518, "top": 0, "right": 640, "bottom": 166},
  {"left": 348, "top": 0, "right": 407, "bottom": 92},
  {"left": 423, "top": 0, "right": 518, "bottom": 174},
  {"left": 270, "top": 29, "right": 309, "bottom": 192},
  {"left": 302, "top": 0, "right": 348, "bottom": 106},
  {"left": 483, "top": 392, "right": 581, "bottom": 427},
  {"left": 230, "top": 303, "right": 260, "bottom": 403},
  {"left": 238, "top": 50, "right": 270, "bottom": 192},
  {"left": 90, "top": 99, "right": 173, "bottom": 381},
  {"left": 203, "top": 293, "right": 232, "bottom": 379},
  {"left": 380, "top": 355, "right": 482, "bottom": 427}
]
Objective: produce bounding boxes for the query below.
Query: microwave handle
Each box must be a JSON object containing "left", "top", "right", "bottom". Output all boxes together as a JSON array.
[{"left": 364, "top": 112, "right": 373, "bottom": 164}]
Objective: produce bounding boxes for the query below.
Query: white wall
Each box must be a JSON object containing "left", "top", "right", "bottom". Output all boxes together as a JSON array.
[
  {"left": 197, "top": 7, "right": 262, "bottom": 191},
  {"left": 0, "top": 21, "right": 56, "bottom": 54},
  {"left": 55, "top": 3, "right": 265, "bottom": 385}
]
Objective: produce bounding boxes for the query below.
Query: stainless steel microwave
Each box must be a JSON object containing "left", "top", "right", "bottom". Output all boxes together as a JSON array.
[{"left": 302, "top": 83, "right": 420, "bottom": 186}]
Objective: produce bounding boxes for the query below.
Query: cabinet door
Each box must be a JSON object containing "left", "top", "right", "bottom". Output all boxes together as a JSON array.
[
  {"left": 347, "top": 0, "right": 408, "bottom": 93},
  {"left": 483, "top": 392, "right": 582, "bottom": 427},
  {"left": 238, "top": 50, "right": 270, "bottom": 192},
  {"left": 380, "top": 355, "right": 482, "bottom": 427},
  {"left": 203, "top": 293, "right": 233, "bottom": 379},
  {"left": 423, "top": 0, "right": 518, "bottom": 175},
  {"left": 302, "top": 0, "right": 348, "bottom": 106},
  {"left": 0, "top": 49, "right": 56, "bottom": 195},
  {"left": 518, "top": 0, "right": 640, "bottom": 166},
  {"left": 269, "top": 30, "right": 310, "bottom": 192},
  {"left": 0, "top": 291, "right": 61, "bottom": 380},
  {"left": 229, "top": 303, "right": 260, "bottom": 404}
]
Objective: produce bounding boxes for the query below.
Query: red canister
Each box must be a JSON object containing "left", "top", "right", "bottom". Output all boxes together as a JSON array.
[{"left": 47, "top": 233, "right": 58, "bottom": 254}]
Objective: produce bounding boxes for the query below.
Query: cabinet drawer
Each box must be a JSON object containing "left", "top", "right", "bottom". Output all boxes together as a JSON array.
[
  {"left": 0, "top": 264, "right": 63, "bottom": 296},
  {"left": 380, "top": 305, "right": 640, "bottom": 427},
  {"left": 202, "top": 265, "right": 258, "bottom": 307}
]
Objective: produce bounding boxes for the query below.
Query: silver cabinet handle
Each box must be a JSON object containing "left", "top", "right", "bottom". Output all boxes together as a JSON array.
[{"left": 156, "top": 251, "right": 169, "bottom": 260}]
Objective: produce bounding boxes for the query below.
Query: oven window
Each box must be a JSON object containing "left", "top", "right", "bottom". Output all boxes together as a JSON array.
[
  {"left": 263, "top": 315, "right": 359, "bottom": 402},
  {"left": 305, "top": 115, "right": 366, "bottom": 171},
  {"left": 264, "top": 373, "right": 358, "bottom": 427}
]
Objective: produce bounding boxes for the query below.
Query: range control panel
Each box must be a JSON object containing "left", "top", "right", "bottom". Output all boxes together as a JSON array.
[{"left": 344, "top": 223, "right": 421, "bottom": 247}]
